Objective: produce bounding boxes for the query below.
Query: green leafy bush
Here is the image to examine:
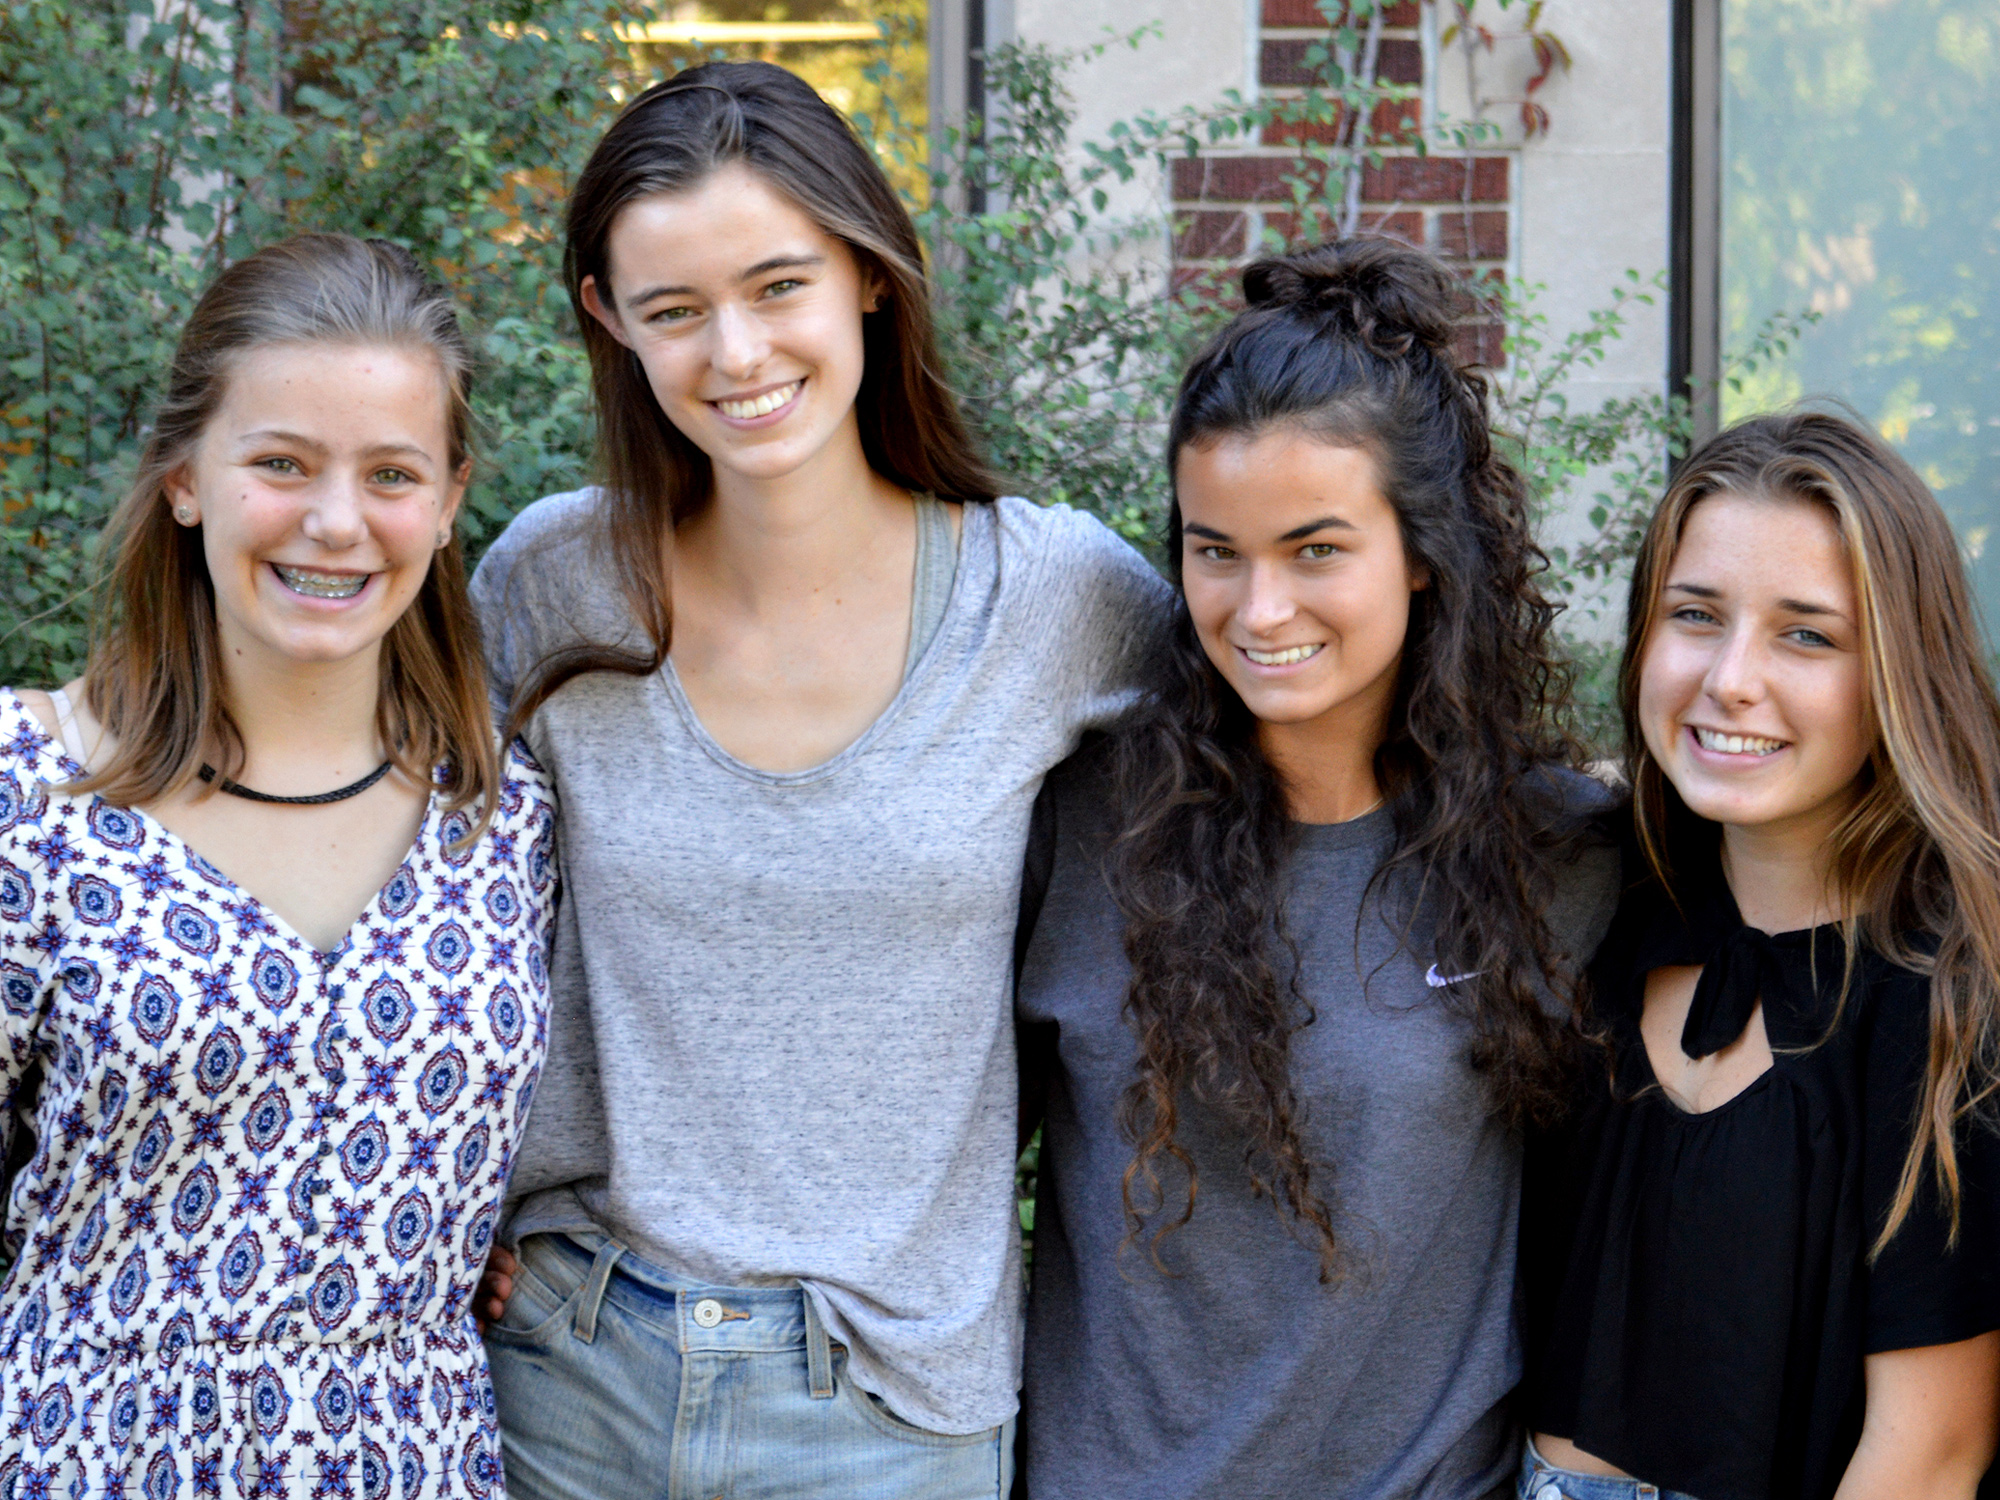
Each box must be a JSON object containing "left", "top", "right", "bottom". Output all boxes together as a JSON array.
[
  {"left": 2, "top": 1, "right": 1790, "bottom": 762},
  {"left": 909, "top": 34, "right": 1205, "bottom": 548},
  {"left": 0, "top": 0, "right": 629, "bottom": 684}
]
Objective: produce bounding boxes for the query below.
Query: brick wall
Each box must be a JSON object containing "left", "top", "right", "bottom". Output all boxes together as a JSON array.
[{"left": 1169, "top": 0, "right": 1510, "bottom": 367}]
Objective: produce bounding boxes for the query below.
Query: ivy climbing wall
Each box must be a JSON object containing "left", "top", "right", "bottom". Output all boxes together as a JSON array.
[{"left": 1168, "top": 0, "right": 1515, "bottom": 367}]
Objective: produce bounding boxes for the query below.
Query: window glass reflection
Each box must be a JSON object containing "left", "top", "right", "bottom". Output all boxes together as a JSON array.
[
  {"left": 622, "top": 0, "right": 928, "bottom": 204},
  {"left": 1722, "top": 0, "right": 2000, "bottom": 627}
]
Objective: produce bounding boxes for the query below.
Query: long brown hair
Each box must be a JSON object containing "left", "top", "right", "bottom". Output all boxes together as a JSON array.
[
  {"left": 1109, "top": 238, "right": 1590, "bottom": 1281},
  {"left": 1623, "top": 408, "right": 2000, "bottom": 1251},
  {"left": 507, "top": 60, "right": 997, "bottom": 729},
  {"left": 75, "top": 233, "right": 501, "bottom": 830}
]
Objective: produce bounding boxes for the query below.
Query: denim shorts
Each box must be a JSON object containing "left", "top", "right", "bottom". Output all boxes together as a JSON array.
[
  {"left": 1518, "top": 1437, "right": 1705, "bottom": 1500},
  {"left": 484, "top": 1231, "right": 1013, "bottom": 1500}
]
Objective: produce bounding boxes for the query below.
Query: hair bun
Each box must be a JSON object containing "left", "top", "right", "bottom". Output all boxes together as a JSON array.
[
  {"left": 1240, "top": 258, "right": 1315, "bottom": 310},
  {"left": 1241, "top": 237, "right": 1466, "bottom": 363}
]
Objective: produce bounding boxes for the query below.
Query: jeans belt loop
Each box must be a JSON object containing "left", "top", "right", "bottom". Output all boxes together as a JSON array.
[
  {"left": 572, "top": 1237, "right": 627, "bottom": 1345},
  {"left": 800, "top": 1289, "right": 836, "bottom": 1400}
]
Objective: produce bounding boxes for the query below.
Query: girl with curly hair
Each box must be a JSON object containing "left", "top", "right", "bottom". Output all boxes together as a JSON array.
[{"left": 1013, "top": 237, "right": 1618, "bottom": 1499}]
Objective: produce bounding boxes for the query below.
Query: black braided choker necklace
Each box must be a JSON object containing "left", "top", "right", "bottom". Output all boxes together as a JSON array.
[{"left": 197, "top": 760, "right": 394, "bottom": 806}]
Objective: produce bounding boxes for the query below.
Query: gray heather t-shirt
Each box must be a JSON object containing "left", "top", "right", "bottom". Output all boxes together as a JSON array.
[
  {"left": 469, "top": 490, "right": 1172, "bottom": 1435},
  {"left": 1016, "top": 752, "right": 1618, "bottom": 1499}
]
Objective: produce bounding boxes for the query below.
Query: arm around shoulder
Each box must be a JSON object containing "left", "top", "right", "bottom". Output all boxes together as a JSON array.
[
  {"left": 466, "top": 488, "right": 606, "bottom": 719},
  {"left": 996, "top": 498, "right": 1176, "bottom": 708}
]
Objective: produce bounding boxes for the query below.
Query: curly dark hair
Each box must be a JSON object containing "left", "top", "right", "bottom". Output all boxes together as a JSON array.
[{"left": 1108, "top": 237, "right": 1589, "bottom": 1281}]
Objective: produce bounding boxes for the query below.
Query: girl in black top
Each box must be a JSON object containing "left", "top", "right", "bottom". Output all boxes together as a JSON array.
[{"left": 1521, "top": 411, "right": 2000, "bottom": 1500}]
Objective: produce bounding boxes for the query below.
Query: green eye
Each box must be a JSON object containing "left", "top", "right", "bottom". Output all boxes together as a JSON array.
[
  {"left": 765, "top": 278, "right": 803, "bottom": 295},
  {"left": 370, "top": 467, "right": 415, "bottom": 486},
  {"left": 259, "top": 456, "right": 301, "bottom": 475}
]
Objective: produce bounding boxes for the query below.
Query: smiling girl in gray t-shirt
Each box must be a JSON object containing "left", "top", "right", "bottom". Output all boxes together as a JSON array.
[
  {"left": 1014, "top": 238, "right": 1617, "bottom": 1500},
  {"left": 468, "top": 60, "right": 1169, "bottom": 1500}
]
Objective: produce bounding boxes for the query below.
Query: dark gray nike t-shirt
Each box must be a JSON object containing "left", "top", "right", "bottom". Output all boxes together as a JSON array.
[{"left": 1015, "top": 752, "right": 1618, "bottom": 1500}]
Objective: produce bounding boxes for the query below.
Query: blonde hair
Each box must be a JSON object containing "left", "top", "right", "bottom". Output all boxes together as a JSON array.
[
  {"left": 75, "top": 234, "right": 500, "bottom": 835},
  {"left": 1622, "top": 408, "right": 2000, "bottom": 1252}
]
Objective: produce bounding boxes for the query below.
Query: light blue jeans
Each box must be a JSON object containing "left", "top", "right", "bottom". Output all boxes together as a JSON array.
[
  {"left": 484, "top": 1232, "right": 1014, "bottom": 1500},
  {"left": 1518, "top": 1437, "right": 1706, "bottom": 1500}
]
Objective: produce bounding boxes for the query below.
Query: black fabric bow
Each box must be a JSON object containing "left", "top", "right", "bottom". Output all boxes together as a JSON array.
[
  {"left": 1628, "top": 863, "right": 1835, "bottom": 1061},
  {"left": 1680, "top": 923, "right": 1793, "bottom": 1059}
]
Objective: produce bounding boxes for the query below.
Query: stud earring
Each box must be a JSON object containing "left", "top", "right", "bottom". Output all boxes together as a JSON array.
[{"left": 174, "top": 506, "right": 193, "bottom": 523}]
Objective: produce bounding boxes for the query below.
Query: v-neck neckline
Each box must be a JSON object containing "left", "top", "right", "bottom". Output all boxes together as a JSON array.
[
  {"left": 660, "top": 498, "right": 977, "bottom": 787},
  {"left": 4, "top": 687, "right": 437, "bottom": 966}
]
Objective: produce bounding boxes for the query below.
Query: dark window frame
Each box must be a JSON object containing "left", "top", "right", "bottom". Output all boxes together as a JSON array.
[
  {"left": 929, "top": 0, "right": 994, "bottom": 212},
  {"left": 1669, "top": 0, "right": 1721, "bottom": 449}
]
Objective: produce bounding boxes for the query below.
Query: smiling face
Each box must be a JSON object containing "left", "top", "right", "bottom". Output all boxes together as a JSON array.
[
  {"left": 1638, "top": 490, "right": 1874, "bottom": 847},
  {"left": 579, "top": 161, "right": 879, "bottom": 496},
  {"left": 165, "top": 342, "right": 464, "bottom": 674},
  {"left": 1177, "top": 428, "right": 1425, "bottom": 770}
]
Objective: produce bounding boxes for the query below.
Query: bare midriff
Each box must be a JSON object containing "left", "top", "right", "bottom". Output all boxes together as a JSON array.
[{"left": 1532, "top": 1434, "right": 1634, "bottom": 1480}]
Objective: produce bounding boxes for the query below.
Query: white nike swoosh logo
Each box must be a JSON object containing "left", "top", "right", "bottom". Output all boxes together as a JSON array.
[{"left": 1425, "top": 964, "right": 1482, "bottom": 988}]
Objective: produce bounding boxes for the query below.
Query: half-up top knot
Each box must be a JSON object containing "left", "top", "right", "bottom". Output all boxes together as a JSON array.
[
  {"left": 1239, "top": 238, "right": 1467, "bottom": 365},
  {"left": 1120, "top": 233, "right": 1590, "bottom": 1280}
]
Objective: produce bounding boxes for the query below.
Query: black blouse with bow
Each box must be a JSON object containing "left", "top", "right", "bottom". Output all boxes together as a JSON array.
[{"left": 1522, "top": 826, "right": 2000, "bottom": 1500}]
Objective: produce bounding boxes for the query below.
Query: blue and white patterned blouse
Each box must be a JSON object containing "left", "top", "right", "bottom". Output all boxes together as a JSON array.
[{"left": 0, "top": 689, "right": 556, "bottom": 1498}]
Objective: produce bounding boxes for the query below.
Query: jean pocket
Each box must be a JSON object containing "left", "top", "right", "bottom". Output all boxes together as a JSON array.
[
  {"left": 482, "top": 1234, "right": 589, "bottom": 1348},
  {"left": 837, "top": 1358, "right": 998, "bottom": 1451}
]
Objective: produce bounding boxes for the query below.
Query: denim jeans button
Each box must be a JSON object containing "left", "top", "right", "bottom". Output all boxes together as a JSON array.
[
  {"left": 692, "top": 1298, "right": 724, "bottom": 1329},
  {"left": 1535, "top": 1485, "right": 1564, "bottom": 1500}
]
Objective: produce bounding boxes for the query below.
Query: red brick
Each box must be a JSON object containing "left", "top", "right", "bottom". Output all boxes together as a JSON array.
[
  {"left": 1173, "top": 210, "right": 1248, "bottom": 261},
  {"left": 1260, "top": 208, "right": 1422, "bottom": 249},
  {"left": 1171, "top": 154, "right": 1325, "bottom": 204},
  {"left": 1452, "top": 266, "right": 1507, "bottom": 314},
  {"left": 1261, "top": 36, "right": 1421, "bottom": 88},
  {"left": 1259, "top": 207, "right": 1338, "bottom": 249},
  {"left": 1453, "top": 322, "right": 1506, "bottom": 369},
  {"left": 1361, "top": 154, "right": 1508, "bottom": 203},
  {"left": 1436, "top": 209, "right": 1508, "bottom": 259},
  {"left": 1263, "top": 97, "right": 1422, "bottom": 146},
  {"left": 1261, "top": 0, "right": 1420, "bottom": 24},
  {"left": 1263, "top": 115, "right": 1340, "bottom": 146},
  {"left": 1452, "top": 265, "right": 1507, "bottom": 310},
  {"left": 1355, "top": 209, "right": 1425, "bottom": 244},
  {"left": 1377, "top": 35, "right": 1423, "bottom": 82}
]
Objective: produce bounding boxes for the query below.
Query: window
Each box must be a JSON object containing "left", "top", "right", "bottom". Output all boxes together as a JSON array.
[
  {"left": 1675, "top": 0, "right": 2000, "bottom": 624},
  {"left": 623, "top": 0, "right": 933, "bottom": 201}
]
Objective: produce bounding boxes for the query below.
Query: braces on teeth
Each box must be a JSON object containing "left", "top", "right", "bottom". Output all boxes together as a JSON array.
[{"left": 276, "top": 565, "right": 366, "bottom": 599}]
